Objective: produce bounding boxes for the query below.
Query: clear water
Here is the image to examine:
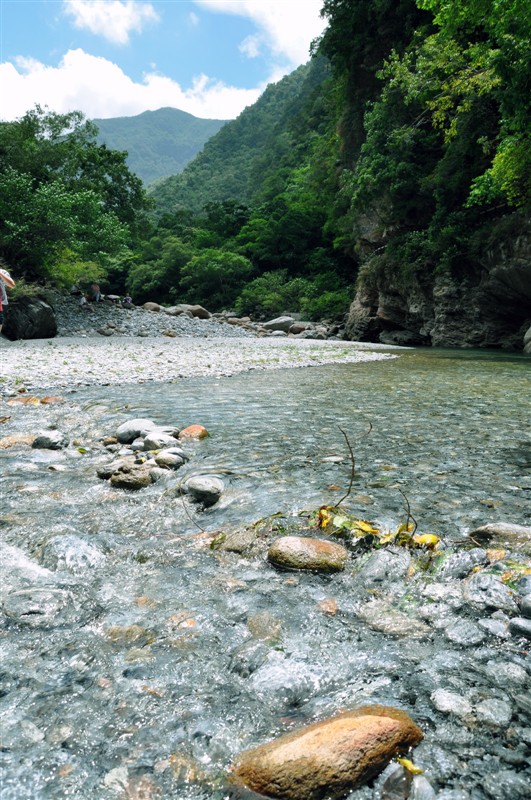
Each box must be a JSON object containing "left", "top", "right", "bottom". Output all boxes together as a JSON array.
[{"left": 1, "top": 348, "right": 530, "bottom": 799}]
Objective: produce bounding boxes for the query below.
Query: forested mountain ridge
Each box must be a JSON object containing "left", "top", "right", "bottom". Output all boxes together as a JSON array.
[
  {"left": 94, "top": 107, "right": 227, "bottom": 185},
  {"left": 148, "top": 60, "right": 331, "bottom": 214}
]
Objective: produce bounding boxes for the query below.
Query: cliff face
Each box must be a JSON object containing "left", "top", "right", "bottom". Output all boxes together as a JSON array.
[{"left": 345, "top": 215, "right": 531, "bottom": 351}]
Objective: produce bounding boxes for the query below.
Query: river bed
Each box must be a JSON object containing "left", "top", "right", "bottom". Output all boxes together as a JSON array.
[{"left": 1, "top": 346, "right": 530, "bottom": 799}]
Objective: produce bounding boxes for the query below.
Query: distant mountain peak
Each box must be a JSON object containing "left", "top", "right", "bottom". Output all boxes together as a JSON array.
[{"left": 93, "top": 107, "right": 228, "bottom": 185}]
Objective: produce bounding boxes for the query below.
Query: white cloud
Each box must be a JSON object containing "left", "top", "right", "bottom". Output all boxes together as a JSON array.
[
  {"left": 195, "top": 0, "right": 326, "bottom": 67},
  {"left": 63, "top": 0, "right": 159, "bottom": 45},
  {"left": 239, "top": 34, "right": 262, "bottom": 59},
  {"left": 0, "top": 49, "right": 261, "bottom": 121}
]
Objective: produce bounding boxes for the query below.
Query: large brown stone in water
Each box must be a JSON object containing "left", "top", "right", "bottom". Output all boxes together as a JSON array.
[
  {"left": 230, "top": 705, "right": 423, "bottom": 800},
  {"left": 268, "top": 536, "right": 348, "bottom": 573}
]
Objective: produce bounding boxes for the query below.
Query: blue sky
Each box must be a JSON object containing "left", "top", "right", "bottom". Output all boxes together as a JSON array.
[{"left": 0, "top": 1, "right": 327, "bottom": 121}]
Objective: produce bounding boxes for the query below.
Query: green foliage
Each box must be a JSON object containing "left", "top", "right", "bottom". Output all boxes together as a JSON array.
[
  {"left": 127, "top": 232, "right": 194, "bottom": 303},
  {"left": 0, "top": 106, "right": 150, "bottom": 283},
  {"left": 149, "top": 60, "right": 332, "bottom": 215},
  {"left": 234, "top": 269, "right": 350, "bottom": 321},
  {"left": 180, "top": 250, "right": 255, "bottom": 310}
]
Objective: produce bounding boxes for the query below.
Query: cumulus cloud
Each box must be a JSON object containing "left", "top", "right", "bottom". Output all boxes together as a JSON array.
[
  {"left": 195, "top": 0, "right": 326, "bottom": 67},
  {"left": 0, "top": 49, "right": 261, "bottom": 121},
  {"left": 63, "top": 0, "right": 159, "bottom": 45}
]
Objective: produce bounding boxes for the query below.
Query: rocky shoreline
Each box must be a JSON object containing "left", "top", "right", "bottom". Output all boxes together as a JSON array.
[{"left": 0, "top": 293, "right": 399, "bottom": 395}]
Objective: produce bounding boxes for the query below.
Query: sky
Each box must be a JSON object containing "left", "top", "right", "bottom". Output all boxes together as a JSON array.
[{"left": 0, "top": 0, "right": 328, "bottom": 122}]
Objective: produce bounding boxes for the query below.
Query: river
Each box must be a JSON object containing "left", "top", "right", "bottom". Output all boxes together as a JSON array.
[{"left": 1, "top": 347, "right": 530, "bottom": 799}]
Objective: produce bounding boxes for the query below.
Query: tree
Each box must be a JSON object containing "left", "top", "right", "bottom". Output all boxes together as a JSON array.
[
  {"left": 180, "top": 250, "right": 255, "bottom": 310},
  {"left": 0, "top": 106, "right": 151, "bottom": 281}
]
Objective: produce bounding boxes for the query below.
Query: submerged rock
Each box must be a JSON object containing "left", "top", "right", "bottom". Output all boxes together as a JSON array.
[
  {"left": 32, "top": 430, "right": 69, "bottom": 450},
  {"left": 267, "top": 536, "right": 348, "bottom": 572},
  {"left": 468, "top": 522, "right": 531, "bottom": 553},
  {"left": 184, "top": 475, "right": 224, "bottom": 507},
  {"left": 230, "top": 705, "right": 423, "bottom": 800},
  {"left": 356, "top": 599, "right": 431, "bottom": 638}
]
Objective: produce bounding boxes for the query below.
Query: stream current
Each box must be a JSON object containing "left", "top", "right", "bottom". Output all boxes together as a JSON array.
[{"left": 1, "top": 347, "right": 530, "bottom": 799}]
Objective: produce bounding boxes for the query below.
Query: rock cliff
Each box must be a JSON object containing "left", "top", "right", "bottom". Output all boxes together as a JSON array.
[{"left": 345, "top": 214, "right": 531, "bottom": 351}]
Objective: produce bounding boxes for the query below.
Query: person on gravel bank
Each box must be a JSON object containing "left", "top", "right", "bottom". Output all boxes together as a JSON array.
[{"left": 0, "top": 268, "right": 15, "bottom": 334}]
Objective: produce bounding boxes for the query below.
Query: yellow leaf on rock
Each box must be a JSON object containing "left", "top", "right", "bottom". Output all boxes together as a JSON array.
[
  {"left": 396, "top": 757, "right": 424, "bottom": 774},
  {"left": 412, "top": 533, "right": 440, "bottom": 549},
  {"left": 351, "top": 519, "right": 379, "bottom": 534},
  {"left": 318, "top": 506, "right": 334, "bottom": 529},
  {"left": 396, "top": 522, "right": 415, "bottom": 535}
]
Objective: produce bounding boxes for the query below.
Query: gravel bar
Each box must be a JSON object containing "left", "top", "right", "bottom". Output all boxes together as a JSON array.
[{"left": 0, "top": 336, "right": 398, "bottom": 394}]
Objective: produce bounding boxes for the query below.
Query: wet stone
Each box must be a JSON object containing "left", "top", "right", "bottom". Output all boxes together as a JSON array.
[
  {"left": 2, "top": 587, "right": 97, "bottom": 627},
  {"left": 463, "top": 572, "right": 519, "bottom": 613},
  {"left": 477, "top": 618, "right": 510, "bottom": 639},
  {"left": 354, "top": 546, "right": 411, "bottom": 587},
  {"left": 184, "top": 475, "right": 224, "bottom": 507},
  {"left": 482, "top": 770, "right": 530, "bottom": 799},
  {"left": 110, "top": 463, "right": 153, "bottom": 490},
  {"left": 115, "top": 418, "right": 157, "bottom": 443},
  {"left": 32, "top": 430, "right": 69, "bottom": 450},
  {"left": 438, "top": 549, "right": 487, "bottom": 579},
  {"left": 267, "top": 536, "right": 348, "bottom": 573},
  {"left": 154, "top": 450, "right": 186, "bottom": 469},
  {"left": 229, "top": 639, "right": 270, "bottom": 678},
  {"left": 519, "top": 596, "right": 531, "bottom": 618},
  {"left": 444, "top": 618, "right": 486, "bottom": 646},
  {"left": 482, "top": 660, "right": 528, "bottom": 687},
  {"left": 143, "top": 429, "right": 179, "bottom": 450},
  {"left": 356, "top": 599, "right": 431, "bottom": 639},
  {"left": 230, "top": 705, "right": 423, "bottom": 800},
  {"left": 509, "top": 617, "right": 531, "bottom": 639},
  {"left": 430, "top": 689, "right": 472, "bottom": 717},
  {"left": 376, "top": 761, "right": 412, "bottom": 799},
  {"left": 38, "top": 535, "right": 106, "bottom": 573},
  {"left": 409, "top": 776, "right": 437, "bottom": 800},
  {"left": 475, "top": 699, "right": 512, "bottom": 727}
]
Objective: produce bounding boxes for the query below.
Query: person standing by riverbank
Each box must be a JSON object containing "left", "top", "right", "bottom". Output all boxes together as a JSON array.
[{"left": 0, "top": 267, "right": 15, "bottom": 335}]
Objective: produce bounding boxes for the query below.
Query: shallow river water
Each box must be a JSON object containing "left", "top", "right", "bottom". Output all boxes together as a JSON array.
[{"left": 1, "top": 347, "right": 530, "bottom": 799}]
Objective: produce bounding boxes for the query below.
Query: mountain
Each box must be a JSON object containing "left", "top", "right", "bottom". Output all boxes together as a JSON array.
[
  {"left": 93, "top": 107, "right": 228, "bottom": 185},
  {"left": 148, "top": 59, "right": 331, "bottom": 215}
]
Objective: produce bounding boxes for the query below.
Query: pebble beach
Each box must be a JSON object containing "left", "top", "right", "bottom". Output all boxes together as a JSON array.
[{"left": 0, "top": 295, "right": 398, "bottom": 393}]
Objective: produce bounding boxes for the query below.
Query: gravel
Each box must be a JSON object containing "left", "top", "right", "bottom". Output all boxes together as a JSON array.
[{"left": 0, "top": 296, "right": 398, "bottom": 393}]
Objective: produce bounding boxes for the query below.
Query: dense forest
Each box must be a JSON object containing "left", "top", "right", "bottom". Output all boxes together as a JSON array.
[{"left": 1, "top": 0, "right": 529, "bottom": 346}]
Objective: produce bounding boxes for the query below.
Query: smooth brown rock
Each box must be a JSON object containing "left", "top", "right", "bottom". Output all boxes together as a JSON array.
[
  {"left": 179, "top": 424, "right": 209, "bottom": 440},
  {"left": 268, "top": 536, "right": 348, "bottom": 573},
  {"left": 110, "top": 464, "right": 153, "bottom": 490},
  {"left": 231, "top": 705, "right": 423, "bottom": 800}
]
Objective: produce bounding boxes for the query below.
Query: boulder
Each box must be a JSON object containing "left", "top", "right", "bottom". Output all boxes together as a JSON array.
[
  {"left": 268, "top": 536, "right": 348, "bottom": 573},
  {"left": 143, "top": 302, "right": 161, "bottom": 312},
  {"left": 263, "top": 316, "right": 295, "bottom": 333},
  {"left": 3, "top": 297, "right": 57, "bottom": 341},
  {"left": 176, "top": 304, "right": 211, "bottom": 319},
  {"left": 230, "top": 705, "right": 423, "bottom": 800}
]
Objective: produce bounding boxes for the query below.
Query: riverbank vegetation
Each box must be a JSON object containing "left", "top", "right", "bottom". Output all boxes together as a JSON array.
[{"left": 1, "top": 0, "right": 528, "bottom": 325}]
